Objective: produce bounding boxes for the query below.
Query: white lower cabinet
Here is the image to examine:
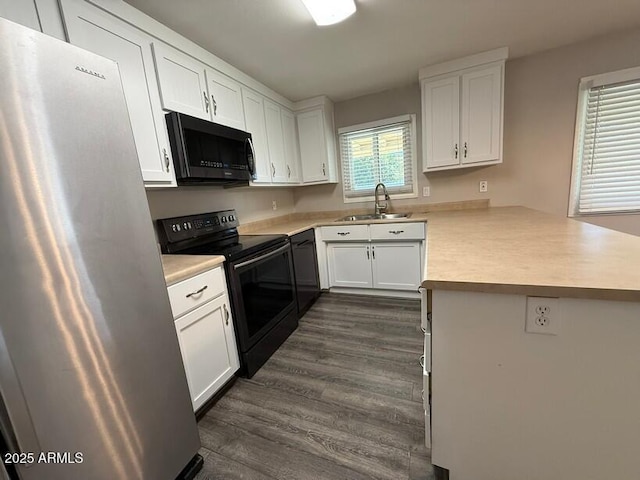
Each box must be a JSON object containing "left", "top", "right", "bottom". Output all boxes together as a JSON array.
[
  {"left": 168, "top": 266, "right": 239, "bottom": 412},
  {"left": 174, "top": 294, "right": 239, "bottom": 411},
  {"left": 371, "top": 242, "right": 421, "bottom": 290},
  {"left": 327, "top": 243, "right": 372, "bottom": 288},
  {"left": 323, "top": 223, "right": 425, "bottom": 293}
]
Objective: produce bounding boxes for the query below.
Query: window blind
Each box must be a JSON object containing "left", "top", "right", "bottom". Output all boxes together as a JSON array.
[
  {"left": 339, "top": 117, "right": 415, "bottom": 199},
  {"left": 575, "top": 78, "right": 640, "bottom": 214}
]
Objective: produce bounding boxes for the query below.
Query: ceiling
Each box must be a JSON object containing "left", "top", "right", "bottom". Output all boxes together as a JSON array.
[{"left": 125, "top": 0, "right": 640, "bottom": 102}]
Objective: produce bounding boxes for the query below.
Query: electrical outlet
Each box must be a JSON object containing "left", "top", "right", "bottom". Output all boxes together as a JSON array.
[
  {"left": 272, "top": 200, "right": 277, "bottom": 211},
  {"left": 479, "top": 180, "right": 488, "bottom": 193},
  {"left": 423, "top": 186, "right": 431, "bottom": 197},
  {"left": 525, "top": 297, "right": 560, "bottom": 335}
]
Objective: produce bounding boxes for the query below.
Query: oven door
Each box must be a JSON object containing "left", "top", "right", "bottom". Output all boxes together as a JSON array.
[{"left": 228, "top": 241, "right": 296, "bottom": 351}]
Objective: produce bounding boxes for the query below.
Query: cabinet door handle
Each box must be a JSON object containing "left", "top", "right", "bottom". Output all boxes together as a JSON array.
[
  {"left": 464, "top": 142, "right": 468, "bottom": 158},
  {"left": 271, "top": 163, "right": 276, "bottom": 177},
  {"left": 211, "top": 94, "right": 217, "bottom": 115},
  {"left": 337, "top": 232, "right": 350, "bottom": 236},
  {"left": 366, "top": 247, "right": 370, "bottom": 259},
  {"left": 454, "top": 143, "right": 458, "bottom": 159},
  {"left": 287, "top": 165, "right": 291, "bottom": 178},
  {"left": 322, "top": 163, "right": 326, "bottom": 176},
  {"left": 186, "top": 285, "right": 208, "bottom": 298},
  {"left": 419, "top": 355, "right": 425, "bottom": 368},
  {"left": 203, "top": 92, "right": 210, "bottom": 113},
  {"left": 163, "top": 148, "right": 170, "bottom": 172},
  {"left": 420, "top": 326, "right": 426, "bottom": 333},
  {"left": 372, "top": 246, "right": 375, "bottom": 259},
  {"left": 388, "top": 230, "right": 404, "bottom": 235},
  {"left": 223, "top": 304, "right": 229, "bottom": 325}
]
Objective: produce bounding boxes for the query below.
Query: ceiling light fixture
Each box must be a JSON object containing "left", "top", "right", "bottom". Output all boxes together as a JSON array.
[{"left": 301, "top": 0, "right": 356, "bottom": 26}]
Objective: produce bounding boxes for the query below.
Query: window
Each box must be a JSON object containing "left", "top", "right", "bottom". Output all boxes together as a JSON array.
[
  {"left": 339, "top": 114, "right": 417, "bottom": 202},
  {"left": 569, "top": 66, "right": 640, "bottom": 215}
]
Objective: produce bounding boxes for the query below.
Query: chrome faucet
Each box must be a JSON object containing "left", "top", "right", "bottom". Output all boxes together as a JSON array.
[{"left": 374, "top": 183, "right": 390, "bottom": 215}]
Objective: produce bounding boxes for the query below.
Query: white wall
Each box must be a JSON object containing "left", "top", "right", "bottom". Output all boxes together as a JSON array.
[
  {"left": 293, "top": 27, "right": 640, "bottom": 236},
  {"left": 145, "top": 186, "right": 295, "bottom": 222}
]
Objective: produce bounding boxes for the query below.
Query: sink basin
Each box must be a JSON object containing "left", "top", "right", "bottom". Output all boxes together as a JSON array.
[{"left": 336, "top": 212, "right": 412, "bottom": 222}]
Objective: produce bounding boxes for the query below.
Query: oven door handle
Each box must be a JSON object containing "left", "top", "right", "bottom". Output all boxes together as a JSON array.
[{"left": 233, "top": 243, "right": 290, "bottom": 270}]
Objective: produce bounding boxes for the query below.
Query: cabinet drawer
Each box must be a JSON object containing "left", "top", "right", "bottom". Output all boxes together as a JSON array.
[
  {"left": 321, "top": 224, "right": 369, "bottom": 241},
  {"left": 370, "top": 222, "right": 425, "bottom": 241},
  {"left": 168, "top": 267, "right": 225, "bottom": 318}
]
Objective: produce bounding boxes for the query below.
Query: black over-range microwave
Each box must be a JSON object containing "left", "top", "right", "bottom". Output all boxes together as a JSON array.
[{"left": 166, "top": 111, "right": 256, "bottom": 185}]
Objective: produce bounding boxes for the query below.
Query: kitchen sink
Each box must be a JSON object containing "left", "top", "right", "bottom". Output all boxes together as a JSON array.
[{"left": 336, "top": 212, "right": 412, "bottom": 222}]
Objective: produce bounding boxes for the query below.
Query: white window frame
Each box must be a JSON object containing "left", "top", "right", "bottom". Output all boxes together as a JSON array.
[
  {"left": 569, "top": 65, "right": 640, "bottom": 217},
  {"left": 338, "top": 114, "right": 418, "bottom": 204}
]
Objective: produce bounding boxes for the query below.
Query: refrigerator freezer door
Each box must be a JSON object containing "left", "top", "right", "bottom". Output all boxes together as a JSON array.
[{"left": 0, "top": 18, "right": 199, "bottom": 480}]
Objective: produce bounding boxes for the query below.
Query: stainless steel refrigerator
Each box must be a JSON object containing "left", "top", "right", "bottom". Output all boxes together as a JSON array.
[{"left": 0, "top": 18, "right": 201, "bottom": 480}]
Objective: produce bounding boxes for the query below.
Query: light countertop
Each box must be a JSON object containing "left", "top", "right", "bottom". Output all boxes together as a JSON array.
[
  {"left": 161, "top": 254, "right": 225, "bottom": 286},
  {"left": 240, "top": 205, "right": 640, "bottom": 301},
  {"left": 161, "top": 205, "right": 640, "bottom": 301},
  {"left": 423, "top": 207, "right": 640, "bottom": 301}
]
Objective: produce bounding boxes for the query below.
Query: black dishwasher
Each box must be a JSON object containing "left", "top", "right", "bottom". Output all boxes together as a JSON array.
[{"left": 291, "top": 228, "right": 321, "bottom": 315}]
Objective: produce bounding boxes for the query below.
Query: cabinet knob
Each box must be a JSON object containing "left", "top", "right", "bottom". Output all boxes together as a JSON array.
[
  {"left": 419, "top": 355, "right": 425, "bottom": 368},
  {"left": 372, "top": 246, "right": 375, "bottom": 259},
  {"left": 366, "top": 247, "right": 370, "bottom": 259}
]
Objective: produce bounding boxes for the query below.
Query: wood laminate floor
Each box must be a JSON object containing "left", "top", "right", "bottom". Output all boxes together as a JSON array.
[{"left": 195, "top": 293, "right": 433, "bottom": 480}]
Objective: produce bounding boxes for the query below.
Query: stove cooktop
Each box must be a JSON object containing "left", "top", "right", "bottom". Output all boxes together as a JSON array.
[{"left": 177, "top": 234, "right": 288, "bottom": 262}]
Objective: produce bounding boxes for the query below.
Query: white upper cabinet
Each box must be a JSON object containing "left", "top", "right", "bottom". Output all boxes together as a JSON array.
[
  {"left": 420, "top": 47, "right": 507, "bottom": 172},
  {"left": 242, "top": 88, "right": 271, "bottom": 183},
  {"left": 59, "top": 0, "right": 175, "bottom": 186},
  {"left": 460, "top": 64, "right": 502, "bottom": 165},
  {"left": 264, "top": 99, "right": 288, "bottom": 183},
  {"left": 281, "top": 109, "right": 301, "bottom": 183},
  {"left": 153, "top": 42, "right": 245, "bottom": 131},
  {"left": 422, "top": 76, "right": 460, "bottom": 169},
  {"left": 205, "top": 68, "right": 245, "bottom": 130},
  {"left": 152, "top": 42, "right": 209, "bottom": 120},
  {"left": 297, "top": 108, "right": 328, "bottom": 183},
  {"left": 295, "top": 96, "right": 338, "bottom": 185}
]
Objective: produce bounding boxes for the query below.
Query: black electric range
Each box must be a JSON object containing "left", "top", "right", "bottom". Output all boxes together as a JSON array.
[{"left": 157, "top": 210, "right": 298, "bottom": 378}]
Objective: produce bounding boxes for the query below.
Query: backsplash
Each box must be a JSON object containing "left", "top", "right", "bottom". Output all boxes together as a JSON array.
[{"left": 146, "top": 185, "right": 295, "bottom": 223}]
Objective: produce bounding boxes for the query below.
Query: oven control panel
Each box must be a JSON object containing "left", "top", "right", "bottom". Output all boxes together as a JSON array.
[{"left": 157, "top": 209, "right": 239, "bottom": 245}]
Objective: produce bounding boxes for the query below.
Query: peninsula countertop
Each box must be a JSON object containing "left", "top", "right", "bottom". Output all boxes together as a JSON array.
[
  {"left": 240, "top": 205, "right": 640, "bottom": 301},
  {"left": 423, "top": 207, "right": 640, "bottom": 301}
]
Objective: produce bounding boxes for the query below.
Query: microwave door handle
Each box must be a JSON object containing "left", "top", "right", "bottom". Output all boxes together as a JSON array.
[{"left": 246, "top": 138, "right": 256, "bottom": 177}]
